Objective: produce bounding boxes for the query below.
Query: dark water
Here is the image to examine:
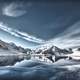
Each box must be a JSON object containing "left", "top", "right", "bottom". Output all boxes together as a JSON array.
[{"left": 0, "top": 59, "right": 80, "bottom": 80}]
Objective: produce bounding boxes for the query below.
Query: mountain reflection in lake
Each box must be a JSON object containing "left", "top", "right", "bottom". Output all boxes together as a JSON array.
[{"left": 0, "top": 59, "right": 80, "bottom": 80}]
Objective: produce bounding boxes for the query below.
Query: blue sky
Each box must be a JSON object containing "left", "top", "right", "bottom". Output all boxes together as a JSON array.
[{"left": 0, "top": 0, "right": 80, "bottom": 49}]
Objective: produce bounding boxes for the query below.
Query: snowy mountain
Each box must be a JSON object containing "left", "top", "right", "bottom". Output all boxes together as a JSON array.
[
  {"left": 0, "top": 40, "right": 31, "bottom": 66},
  {"left": 0, "top": 40, "right": 31, "bottom": 53},
  {"left": 0, "top": 40, "right": 75, "bottom": 65},
  {"left": 35, "top": 43, "right": 73, "bottom": 55},
  {"left": 30, "top": 43, "right": 73, "bottom": 63}
]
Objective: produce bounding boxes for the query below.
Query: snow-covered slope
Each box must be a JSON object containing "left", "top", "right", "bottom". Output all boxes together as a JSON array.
[
  {"left": 0, "top": 40, "right": 29, "bottom": 66},
  {"left": 29, "top": 43, "right": 74, "bottom": 63},
  {"left": 0, "top": 39, "right": 79, "bottom": 66}
]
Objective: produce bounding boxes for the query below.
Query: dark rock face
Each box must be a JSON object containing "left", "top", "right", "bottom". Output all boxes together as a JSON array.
[
  {"left": 77, "top": 48, "right": 80, "bottom": 51},
  {"left": 0, "top": 40, "right": 8, "bottom": 50}
]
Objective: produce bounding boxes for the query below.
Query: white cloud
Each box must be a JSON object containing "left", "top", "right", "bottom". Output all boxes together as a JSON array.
[
  {"left": 16, "top": 31, "right": 45, "bottom": 43},
  {"left": 2, "top": 2, "right": 27, "bottom": 17},
  {"left": 46, "top": 21, "right": 80, "bottom": 49},
  {"left": 0, "top": 22, "right": 45, "bottom": 44},
  {"left": 0, "top": 22, "right": 20, "bottom": 37}
]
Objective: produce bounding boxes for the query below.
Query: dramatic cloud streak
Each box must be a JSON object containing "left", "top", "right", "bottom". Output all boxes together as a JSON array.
[
  {"left": 1, "top": 21, "right": 80, "bottom": 49},
  {"left": 2, "top": 2, "right": 27, "bottom": 17},
  {"left": 46, "top": 21, "right": 80, "bottom": 49},
  {"left": 0, "top": 22, "right": 45, "bottom": 44}
]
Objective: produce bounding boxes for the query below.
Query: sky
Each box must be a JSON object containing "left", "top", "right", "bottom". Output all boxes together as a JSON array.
[{"left": 0, "top": 0, "right": 80, "bottom": 49}]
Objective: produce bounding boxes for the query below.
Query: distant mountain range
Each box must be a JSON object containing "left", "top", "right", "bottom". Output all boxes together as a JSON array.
[
  {"left": 0, "top": 40, "right": 31, "bottom": 66},
  {"left": 0, "top": 39, "right": 75, "bottom": 65},
  {"left": 0, "top": 40, "right": 31, "bottom": 53}
]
